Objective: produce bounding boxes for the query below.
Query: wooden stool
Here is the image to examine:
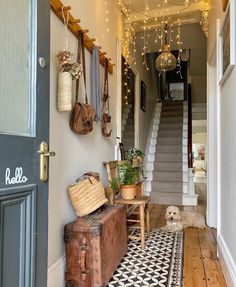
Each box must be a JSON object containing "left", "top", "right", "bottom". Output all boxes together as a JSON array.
[
  {"left": 104, "top": 160, "right": 151, "bottom": 251},
  {"left": 115, "top": 196, "right": 150, "bottom": 250}
]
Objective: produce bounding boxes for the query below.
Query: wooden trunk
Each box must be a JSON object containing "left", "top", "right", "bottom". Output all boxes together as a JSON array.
[{"left": 64, "top": 205, "right": 127, "bottom": 287}]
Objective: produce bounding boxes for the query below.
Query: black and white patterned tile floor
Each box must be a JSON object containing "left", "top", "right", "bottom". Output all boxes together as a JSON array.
[{"left": 107, "top": 229, "right": 183, "bottom": 287}]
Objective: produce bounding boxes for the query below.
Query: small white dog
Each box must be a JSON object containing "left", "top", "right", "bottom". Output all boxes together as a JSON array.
[{"left": 161, "top": 206, "right": 206, "bottom": 232}]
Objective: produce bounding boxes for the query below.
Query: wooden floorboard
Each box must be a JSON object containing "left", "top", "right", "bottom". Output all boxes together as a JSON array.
[{"left": 150, "top": 204, "right": 227, "bottom": 287}]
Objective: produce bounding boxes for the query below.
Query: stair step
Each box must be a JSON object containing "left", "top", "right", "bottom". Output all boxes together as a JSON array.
[
  {"left": 157, "top": 137, "right": 182, "bottom": 145},
  {"left": 155, "top": 152, "right": 182, "bottom": 162},
  {"left": 160, "top": 117, "right": 183, "bottom": 123},
  {"left": 122, "top": 131, "right": 134, "bottom": 137},
  {"left": 151, "top": 191, "right": 183, "bottom": 205},
  {"left": 162, "top": 105, "right": 183, "bottom": 111},
  {"left": 162, "top": 100, "right": 183, "bottom": 106},
  {"left": 157, "top": 144, "right": 182, "bottom": 153},
  {"left": 159, "top": 123, "right": 183, "bottom": 130},
  {"left": 126, "top": 119, "right": 134, "bottom": 125},
  {"left": 152, "top": 181, "right": 182, "bottom": 193},
  {"left": 158, "top": 130, "right": 183, "bottom": 137},
  {"left": 154, "top": 161, "right": 182, "bottom": 171},
  {"left": 123, "top": 125, "right": 134, "bottom": 132},
  {"left": 161, "top": 111, "right": 183, "bottom": 117},
  {"left": 153, "top": 171, "right": 182, "bottom": 181}
]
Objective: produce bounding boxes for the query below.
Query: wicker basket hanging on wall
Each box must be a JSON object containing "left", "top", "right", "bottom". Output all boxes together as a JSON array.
[{"left": 57, "top": 71, "right": 72, "bottom": 112}]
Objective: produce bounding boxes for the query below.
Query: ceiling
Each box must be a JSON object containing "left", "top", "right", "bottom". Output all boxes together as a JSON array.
[{"left": 123, "top": 0, "right": 209, "bottom": 31}]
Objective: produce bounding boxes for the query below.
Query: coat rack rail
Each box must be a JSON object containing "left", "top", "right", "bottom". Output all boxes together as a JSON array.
[{"left": 50, "top": 0, "right": 114, "bottom": 74}]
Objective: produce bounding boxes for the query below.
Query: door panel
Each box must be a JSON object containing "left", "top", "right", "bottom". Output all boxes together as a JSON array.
[
  {"left": 0, "top": 187, "right": 35, "bottom": 287},
  {"left": 0, "top": 0, "right": 50, "bottom": 286},
  {"left": 0, "top": 0, "right": 36, "bottom": 136}
]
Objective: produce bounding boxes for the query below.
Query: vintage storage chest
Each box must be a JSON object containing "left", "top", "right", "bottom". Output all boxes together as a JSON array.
[{"left": 64, "top": 204, "right": 127, "bottom": 287}]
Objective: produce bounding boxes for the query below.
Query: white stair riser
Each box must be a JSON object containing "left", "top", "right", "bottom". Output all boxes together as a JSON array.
[
  {"left": 183, "top": 163, "right": 188, "bottom": 172},
  {"left": 148, "top": 146, "right": 156, "bottom": 154},
  {"left": 150, "top": 138, "right": 157, "bottom": 146},
  {"left": 183, "top": 172, "right": 188, "bottom": 182},
  {"left": 145, "top": 181, "right": 152, "bottom": 194},
  {"left": 145, "top": 162, "right": 154, "bottom": 171},
  {"left": 183, "top": 194, "right": 198, "bottom": 205},
  {"left": 145, "top": 171, "right": 153, "bottom": 180}
]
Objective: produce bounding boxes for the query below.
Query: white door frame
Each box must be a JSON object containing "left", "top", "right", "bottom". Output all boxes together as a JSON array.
[
  {"left": 206, "top": 19, "right": 221, "bottom": 229},
  {"left": 207, "top": 46, "right": 217, "bottom": 228}
]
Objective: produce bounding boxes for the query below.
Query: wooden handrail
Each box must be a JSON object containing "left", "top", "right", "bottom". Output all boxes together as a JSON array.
[
  {"left": 50, "top": 0, "right": 114, "bottom": 74},
  {"left": 188, "top": 84, "right": 193, "bottom": 168}
]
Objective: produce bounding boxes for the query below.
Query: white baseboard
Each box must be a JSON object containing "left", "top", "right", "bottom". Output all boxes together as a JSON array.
[
  {"left": 218, "top": 234, "right": 236, "bottom": 287},
  {"left": 182, "top": 194, "right": 198, "bottom": 205},
  {"left": 47, "top": 255, "right": 66, "bottom": 287}
]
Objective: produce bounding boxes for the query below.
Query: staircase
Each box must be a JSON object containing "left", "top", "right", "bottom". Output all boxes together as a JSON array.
[
  {"left": 122, "top": 105, "right": 134, "bottom": 150},
  {"left": 150, "top": 101, "right": 185, "bottom": 205}
]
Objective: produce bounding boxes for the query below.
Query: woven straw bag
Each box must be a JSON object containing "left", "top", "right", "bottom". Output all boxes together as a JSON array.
[{"left": 68, "top": 175, "right": 108, "bottom": 217}]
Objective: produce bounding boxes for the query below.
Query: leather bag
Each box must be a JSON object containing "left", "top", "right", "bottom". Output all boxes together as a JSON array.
[
  {"left": 102, "top": 59, "right": 112, "bottom": 137},
  {"left": 70, "top": 32, "right": 95, "bottom": 134}
]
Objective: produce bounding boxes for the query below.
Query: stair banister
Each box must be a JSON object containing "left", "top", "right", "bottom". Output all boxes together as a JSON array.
[{"left": 188, "top": 84, "right": 193, "bottom": 168}]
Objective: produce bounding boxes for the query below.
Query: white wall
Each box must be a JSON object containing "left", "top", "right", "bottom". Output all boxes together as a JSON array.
[
  {"left": 208, "top": 0, "right": 236, "bottom": 285},
  {"left": 49, "top": 0, "right": 122, "bottom": 272},
  {"left": 48, "top": 1, "right": 156, "bottom": 285}
]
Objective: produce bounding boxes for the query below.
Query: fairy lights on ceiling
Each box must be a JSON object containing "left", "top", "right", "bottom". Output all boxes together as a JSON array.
[{"left": 116, "top": 0, "right": 209, "bottom": 73}]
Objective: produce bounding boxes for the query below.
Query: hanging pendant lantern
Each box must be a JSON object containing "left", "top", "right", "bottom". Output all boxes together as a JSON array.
[
  {"left": 155, "top": 22, "right": 177, "bottom": 72},
  {"left": 155, "top": 44, "right": 177, "bottom": 72}
]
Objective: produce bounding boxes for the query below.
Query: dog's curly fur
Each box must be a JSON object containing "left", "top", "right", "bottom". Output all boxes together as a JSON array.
[{"left": 161, "top": 206, "right": 206, "bottom": 232}]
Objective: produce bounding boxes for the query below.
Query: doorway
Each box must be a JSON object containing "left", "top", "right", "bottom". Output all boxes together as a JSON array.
[{"left": 0, "top": 0, "right": 50, "bottom": 286}]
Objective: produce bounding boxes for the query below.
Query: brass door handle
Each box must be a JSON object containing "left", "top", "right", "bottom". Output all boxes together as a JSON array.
[
  {"left": 38, "top": 142, "right": 56, "bottom": 181},
  {"left": 38, "top": 151, "right": 56, "bottom": 157}
]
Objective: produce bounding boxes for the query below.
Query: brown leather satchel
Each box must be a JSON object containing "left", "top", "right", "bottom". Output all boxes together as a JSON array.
[
  {"left": 70, "top": 32, "right": 95, "bottom": 134},
  {"left": 102, "top": 59, "right": 112, "bottom": 137}
]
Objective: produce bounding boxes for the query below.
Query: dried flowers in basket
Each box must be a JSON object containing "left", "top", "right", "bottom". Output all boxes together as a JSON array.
[{"left": 56, "top": 50, "right": 82, "bottom": 112}]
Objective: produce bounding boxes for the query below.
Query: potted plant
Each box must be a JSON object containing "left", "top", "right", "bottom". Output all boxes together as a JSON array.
[
  {"left": 126, "top": 148, "right": 145, "bottom": 166},
  {"left": 118, "top": 160, "right": 139, "bottom": 200}
]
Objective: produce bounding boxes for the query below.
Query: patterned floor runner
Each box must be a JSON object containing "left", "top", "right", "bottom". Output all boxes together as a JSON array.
[{"left": 108, "top": 229, "right": 183, "bottom": 287}]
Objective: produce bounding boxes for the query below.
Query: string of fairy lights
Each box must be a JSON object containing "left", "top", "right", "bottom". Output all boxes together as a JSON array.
[{"left": 105, "top": 0, "right": 209, "bottom": 105}]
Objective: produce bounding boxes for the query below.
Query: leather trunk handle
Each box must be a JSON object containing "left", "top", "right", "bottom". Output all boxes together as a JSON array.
[{"left": 79, "top": 238, "right": 88, "bottom": 281}]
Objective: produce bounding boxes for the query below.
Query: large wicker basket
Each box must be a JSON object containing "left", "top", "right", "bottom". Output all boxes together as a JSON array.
[{"left": 68, "top": 176, "right": 108, "bottom": 217}]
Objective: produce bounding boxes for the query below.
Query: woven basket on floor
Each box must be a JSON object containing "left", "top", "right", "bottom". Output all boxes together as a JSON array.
[{"left": 68, "top": 176, "right": 108, "bottom": 217}]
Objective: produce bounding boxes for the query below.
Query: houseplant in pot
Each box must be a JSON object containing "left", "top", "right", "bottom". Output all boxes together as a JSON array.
[
  {"left": 126, "top": 148, "right": 145, "bottom": 166},
  {"left": 118, "top": 160, "right": 139, "bottom": 200}
]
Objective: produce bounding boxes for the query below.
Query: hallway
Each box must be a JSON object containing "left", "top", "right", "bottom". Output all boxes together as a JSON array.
[{"left": 150, "top": 205, "right": 227, "bottom": 287}]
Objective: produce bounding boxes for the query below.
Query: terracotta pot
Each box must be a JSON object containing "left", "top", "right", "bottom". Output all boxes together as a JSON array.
[
  {"left": 120, "top": 184, "right": 136, "bottom": 200},
  {"left": 132, "top": 158, "right": 139, "bottom": 167},
  {"left": 137, "top": 156, "right": 144, "bottom": 165}
]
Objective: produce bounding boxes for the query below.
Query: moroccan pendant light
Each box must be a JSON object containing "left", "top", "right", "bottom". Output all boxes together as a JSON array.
[{"left": 155, "top": 23, "right": 177, "bottom": 72}]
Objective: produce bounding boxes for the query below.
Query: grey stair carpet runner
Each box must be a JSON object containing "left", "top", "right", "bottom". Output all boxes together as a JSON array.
[
  {"left": 122, "top": 106, "right": 135, "bottom": 150},
  {"left": 151, "top": 101, "right": 183, "bottom": 205}
]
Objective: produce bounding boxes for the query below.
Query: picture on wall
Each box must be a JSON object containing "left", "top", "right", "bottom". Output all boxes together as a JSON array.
[
  {"left": 222, "top": 9, "right": 230, "bottom": 74},
  {"left": 140, "top": 81, "right": 146, "bottom": 112},
  {"left": 219, "top": 0, "right": 235, "bottom": 85}
]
